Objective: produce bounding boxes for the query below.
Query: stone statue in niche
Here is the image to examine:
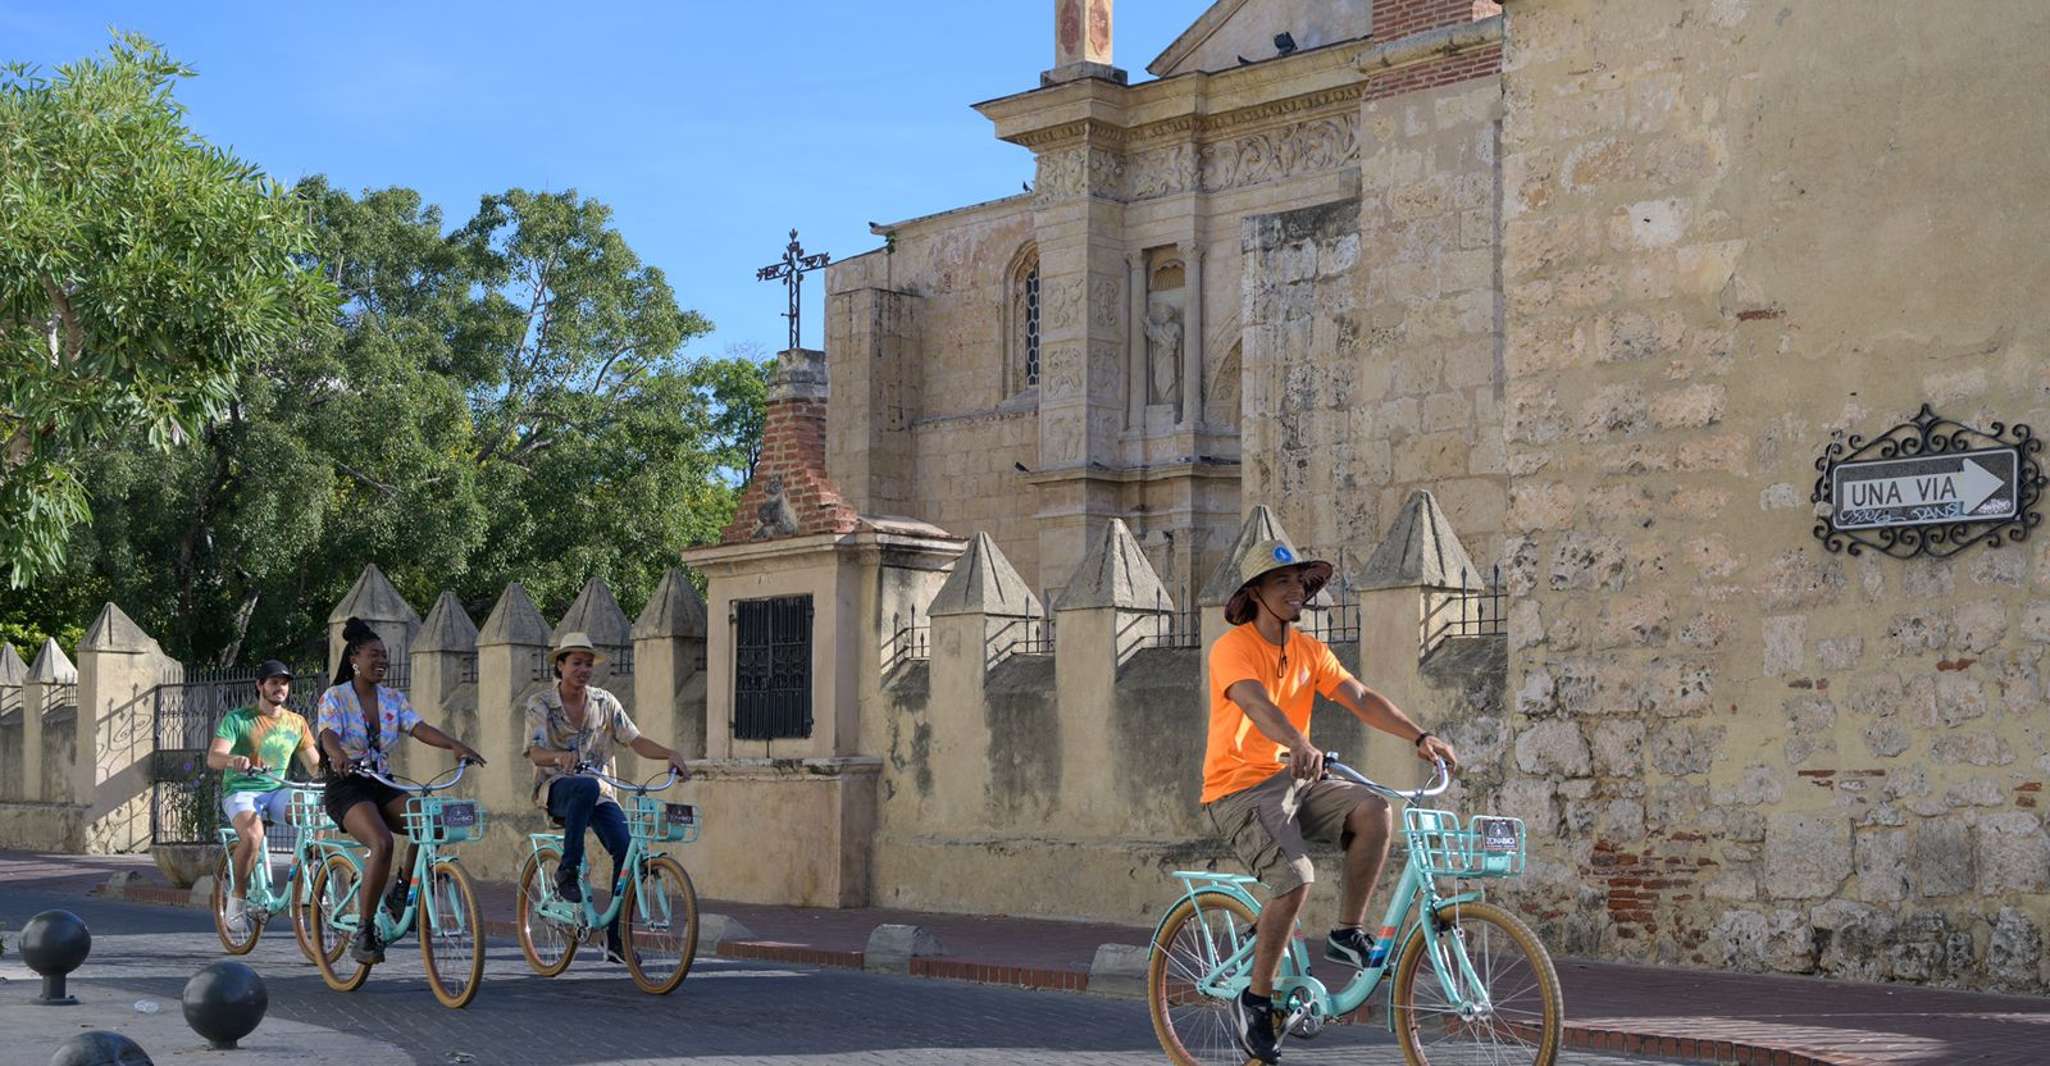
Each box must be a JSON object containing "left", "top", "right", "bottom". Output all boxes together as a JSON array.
[
  {"left": 1146, "top": 303, "right": 1183, "bottom": 407},
  {"left": 753, "top": 476, "right": 800, "bottom": 540}
]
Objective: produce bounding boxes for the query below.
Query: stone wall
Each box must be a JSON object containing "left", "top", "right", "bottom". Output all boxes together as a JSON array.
[{"left": 1491, "top": 0, "right": 2050, "bottom": 990}]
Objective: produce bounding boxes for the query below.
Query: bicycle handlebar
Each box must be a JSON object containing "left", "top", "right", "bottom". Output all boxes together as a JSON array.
[
  {"left": 568, "top": 764, "right": 680, "bottom": 796},
  {"left": 231, "top": 768, "right": 321, "bottom": 792},
  {"left": 344, "top": 757, "right": 476, "bottom": 795},
  {"left": 1322, "top": 751, "right": 1452, "bottom": 803}
]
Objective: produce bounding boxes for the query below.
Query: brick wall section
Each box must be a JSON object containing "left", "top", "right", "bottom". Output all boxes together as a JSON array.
[
  {"left": 721, "top": 393, "right": 864, "bottom": 544},
  {"left": 1364, "top": 45, "right": 1503, "bottom": 102},
  {"left": 1373, "top": 0, "right": 1497, "bottom": 42}
]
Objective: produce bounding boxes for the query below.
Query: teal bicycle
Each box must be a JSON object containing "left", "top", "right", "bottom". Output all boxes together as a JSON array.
[
  {"left": 1146, "top": 754, "right": 1562, "bottom": 1066},
  {"left": 514, "top": 762, "right": 702, "bottom": 995},
  {"left": 306, "top": 759, "right": 488, "bottom": 1009},
  {"left": 207, "top": 770, "right": 336, "bottom": 965}
]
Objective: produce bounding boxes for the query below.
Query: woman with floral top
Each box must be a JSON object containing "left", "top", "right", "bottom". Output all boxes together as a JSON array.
[{"left": 316, "top": 617, "right": 486, "bottom": 965}]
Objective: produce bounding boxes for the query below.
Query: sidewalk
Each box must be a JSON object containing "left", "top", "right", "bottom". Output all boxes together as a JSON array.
[{"left": 12, "top": 851, "right": 2045, "bottom": 1066}]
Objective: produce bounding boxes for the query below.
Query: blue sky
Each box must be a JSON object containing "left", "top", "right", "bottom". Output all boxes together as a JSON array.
[{"left": 4, "top": 1, "right": 1203, "bottom": 360}]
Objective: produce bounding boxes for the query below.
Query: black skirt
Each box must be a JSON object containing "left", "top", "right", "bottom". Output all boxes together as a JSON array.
[{"left": 322, "top": 773, "right": 407, "bottom": 826}]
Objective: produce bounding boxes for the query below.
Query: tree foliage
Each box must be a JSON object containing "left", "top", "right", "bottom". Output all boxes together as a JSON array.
[{"left": 0, "top": 35, "right": 335, "bottom": 587}]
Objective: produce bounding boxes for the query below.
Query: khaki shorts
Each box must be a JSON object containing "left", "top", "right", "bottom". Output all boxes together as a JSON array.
[{"left": 1204, "top": 770, "right": 1386, "bottom": 897}]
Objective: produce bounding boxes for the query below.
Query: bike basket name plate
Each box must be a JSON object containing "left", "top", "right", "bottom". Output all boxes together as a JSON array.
[
  {"left": 441, "top": 802, "right": 479, "bottom": 829},
  {"left": 665, "top": 803, "right": 696, "bottom": 826},
  {"left": 1476, "top": 816, "right": 1519, "bottom": 852}
]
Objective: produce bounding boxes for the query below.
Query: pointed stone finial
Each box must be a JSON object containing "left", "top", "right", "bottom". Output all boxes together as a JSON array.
[
  {"left": 29, "top": 638, "right": 78, "bottom": 684},
  {"left": 0, "top": 642, "right": 27, "bottom": 686},
  {"left": 79, "top": 602, "right": 152, "bottom": 652},
  {"left": 328, "top": 564, "right": 422, "bottom": 625},
  {"left": 633, "top": 569, "right": 709, "bottom": 641},
  {"left": 1358, "top": 489, "right": 1483, "bottom": 591},
  {"left": 1062, "top": 519, "right": 1172, "bottom": 611},
  {"left": 415, "top": 592, "right": 480, "bottom": 653},
  {"left": 931, "top": 533, "right": 1043, "bottom": 618},
  {"left": 554, "top": 578, "right": 632, "bottom": 648},
  {"left": 1200, "top": 506, "right": 1298, "bottom": 606},
  {"left": 477, "top": 582, "right": 553, "bottom": 646}
]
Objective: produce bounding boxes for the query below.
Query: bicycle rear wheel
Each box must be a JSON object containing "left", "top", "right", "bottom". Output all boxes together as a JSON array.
[
  {"left": 211, "top": 851, "right": 265, "bottom": 955},
  {"left": 515, "top": 845, "right": 578, "bottom": 976},
  {"left": 619, "top": 855, "right": 700, "bottom": 995},
  {"left": 1392, "top": 899, "right": 1562, "bottom": 1066},
  {"left": 419, "top": 859, "right": 484, "bottom": 1009},
  {"left": 308, "top": 852, "right": 372, "bottom": 992},
  {"left": 1146, "top": 892, "right": 1264, "bottom": 1066}
]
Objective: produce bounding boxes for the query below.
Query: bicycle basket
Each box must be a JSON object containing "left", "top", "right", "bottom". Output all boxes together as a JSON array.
[
  {"left": 286, "top": 788, "right": 331, "bottom": 834},
  {"left": 1403, "top": 808, "right": 1526, "bottom": 879},
  {"left": 402, "top": 796, "right": 488, "bottom": 845},
  {"left": 626, "top": 795, "right": 700, "bottom": 843}
]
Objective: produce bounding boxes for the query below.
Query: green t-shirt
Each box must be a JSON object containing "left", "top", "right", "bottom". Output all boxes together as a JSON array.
[{"left": 214, "top": 706, "right": 317, "bottom": 794}]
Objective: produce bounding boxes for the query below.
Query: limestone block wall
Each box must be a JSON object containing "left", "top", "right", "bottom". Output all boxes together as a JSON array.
[{"left": 1492, "top": 0, "right": 2050, "bottom": 990}]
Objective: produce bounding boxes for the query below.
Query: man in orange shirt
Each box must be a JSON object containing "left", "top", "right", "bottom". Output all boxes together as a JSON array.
[{"left": 1205, "top": 539, "right": 1459, "bottom": 1063}]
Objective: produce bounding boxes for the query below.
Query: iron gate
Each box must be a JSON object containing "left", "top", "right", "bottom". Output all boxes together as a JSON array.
[
  {"left": 733, "top": 596, "right": 813, "bottom": 741},
  {"left": 150, "top": 664, "right": 324, "bottom": 847}
]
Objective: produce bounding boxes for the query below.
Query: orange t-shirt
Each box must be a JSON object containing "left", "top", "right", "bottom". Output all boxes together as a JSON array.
[{"left": 1202, "top": 624, "right": 1355, "bottom": 804}]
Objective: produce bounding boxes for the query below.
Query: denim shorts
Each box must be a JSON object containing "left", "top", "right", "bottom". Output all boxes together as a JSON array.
[{"left": 222, "top": 787, "right": 293, "bottom": 826}]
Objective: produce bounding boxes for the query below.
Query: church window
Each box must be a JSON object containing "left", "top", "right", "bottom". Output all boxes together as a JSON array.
[{"left": 1006, "top": 243, "right": 1041, "bottom": 397}]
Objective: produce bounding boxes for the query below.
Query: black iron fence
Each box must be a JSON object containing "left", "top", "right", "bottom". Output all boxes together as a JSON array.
[
  {"left": 149, "top": 663, "right": 322, "bottom": 848},
  {"left": 1420, "top": 564, "right": 1505, "bottom": 660},
  {"left": 887, "top": 609, "right": 931, "bottom": 672}
]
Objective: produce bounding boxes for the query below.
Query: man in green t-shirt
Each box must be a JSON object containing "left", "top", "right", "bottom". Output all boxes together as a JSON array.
[{"left": 207, "top": 660, "right": 319, "bottom": 932}]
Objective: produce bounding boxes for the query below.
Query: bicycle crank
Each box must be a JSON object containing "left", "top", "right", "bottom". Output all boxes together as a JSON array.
[{"left": 1282, "top": 990, "right": 1326, "bottom": 1040}]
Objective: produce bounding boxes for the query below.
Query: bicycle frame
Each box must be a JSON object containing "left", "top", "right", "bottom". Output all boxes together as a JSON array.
[
  {"left": 527, "top": 764, "right": 685, "bottom": 934},
  {"left": 214, "top": 774, "right": 325, "bottom": 916},
  {"left": 1159, "top": 755, "right": 1493, "bottom": 1031},
  {"left": 313, "top": 762, "right": 478, "bottom": 945}
]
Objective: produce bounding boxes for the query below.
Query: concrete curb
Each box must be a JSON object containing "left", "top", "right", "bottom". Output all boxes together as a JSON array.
[
  {"left": 863, "top": 923, "right": 945, "bottom": 974},
  {"left": 85, "top": 880, "right": 1860, "bottom": 1064}
]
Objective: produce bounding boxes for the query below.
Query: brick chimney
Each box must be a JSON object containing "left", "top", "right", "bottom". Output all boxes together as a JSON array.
[{"left": 721, "top": 348, "right": 863, "bottom": 544}]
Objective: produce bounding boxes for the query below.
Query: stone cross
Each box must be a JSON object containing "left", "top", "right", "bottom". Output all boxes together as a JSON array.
[{"left": 755, "top": 229, "right": 830, "bottom": 352}]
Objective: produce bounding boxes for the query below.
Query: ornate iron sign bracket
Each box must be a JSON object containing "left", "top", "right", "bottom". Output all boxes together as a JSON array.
[{"left": 1812, "top": 404, "right": 2044, "bottom": 559}]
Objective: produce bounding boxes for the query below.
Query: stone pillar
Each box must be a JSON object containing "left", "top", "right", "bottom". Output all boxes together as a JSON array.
[
  {"left": 928, "top": 533, "right": 1043, "bottom": 830},
  {"left": 826, "top": 284, "right": 922, "bottom": 516},
  {"left": 1046, "top": 0, "right": 1123, "bottom": 85},
  {"left": 410, "top": 591, "right": 479, "bottom": 784},
  {"left": 1054, "top": 519, "right": 1170, "bottom": 834},
  {"left": 75, "top": 604, "right": 156, "bottom": 852},
  {"left": 1, "top": 643, "right": 25, "bottom": 801},
  {"left": 1355, "top": 490, "right": 1481, "bottom": 787},
  {"left": 23, "top": 640, "right": 77, "bottom": 804},
  {"left": 633, "top": 568, "right": 710, "bottom": 762},
  {"left": 475, "top": 583, "right": 551, "bottom": 814},
  {"left": 327, "top": 564, "right": 421, "bottom": 684},
  {"left": 1126, "top": 253, "right": 1146, "bottom": 428},
  {"left": 1179, "top": 241, "right": 1204, "bottom": 427}
]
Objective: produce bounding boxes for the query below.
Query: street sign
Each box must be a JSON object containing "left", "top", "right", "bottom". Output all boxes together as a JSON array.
[
  {"left": 1811, "top": 405, "right": 2045, "bottom": 560},
  {"left": 1830, "top": 447, "right": 2018, "bottom": 530}
]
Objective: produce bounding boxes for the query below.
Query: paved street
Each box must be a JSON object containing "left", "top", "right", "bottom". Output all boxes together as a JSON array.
[{"left": 0, "top": 887, "right": 1669, "bottom": 1066}]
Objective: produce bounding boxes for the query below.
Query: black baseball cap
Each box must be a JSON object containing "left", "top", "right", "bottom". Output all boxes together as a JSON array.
[{"left": 256, "top": 660, "right": 294, "bottom": 681}]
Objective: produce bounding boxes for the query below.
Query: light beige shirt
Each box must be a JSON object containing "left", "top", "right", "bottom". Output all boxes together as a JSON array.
[{"left": 523, "top": 684, "right": 640, "bottom": 810}]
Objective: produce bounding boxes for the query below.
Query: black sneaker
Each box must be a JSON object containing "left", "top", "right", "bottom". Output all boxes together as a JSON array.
[
  {"left": 1326, "top": 926, "right": 1373, "bottom": 969},
  {"left": 604, "top": 926, "right": 626, "bottom": 964},
  {"left": 384, "top": 877, "right": 410, "bottom": 923},
  {"left": 350, "top": 927, "right": 385, "bottom": 965},
  {"left": 1232, "top": 989, "right": 1282, "bottom": 1064},
  {"left": 555, "top": 867, "right": 584, "bottom": 904}
]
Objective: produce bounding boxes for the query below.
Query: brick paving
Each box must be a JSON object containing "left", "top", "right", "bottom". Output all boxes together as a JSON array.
[{"left": 10, "top": 850, "right": 2049, "bottom": 1064}]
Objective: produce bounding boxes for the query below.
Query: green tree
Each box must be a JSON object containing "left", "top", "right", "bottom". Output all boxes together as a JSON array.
[{"left": 0, "top": 35, "right": 334, "bottom": 587}]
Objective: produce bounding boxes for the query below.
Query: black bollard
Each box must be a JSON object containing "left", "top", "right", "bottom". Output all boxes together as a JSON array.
[
  {"left": 181, "top": 961, "right": 268, "bottom": 1051},
  {"left": 50, "top": 1030, "right": 154, "bottom": 1066},
  {"left": 20, "top": 910, "right": 91, "bottom": 1006}
]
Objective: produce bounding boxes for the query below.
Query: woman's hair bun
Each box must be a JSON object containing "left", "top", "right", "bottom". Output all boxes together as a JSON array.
[{"left": 342, "top": 617, "right": 378, "bottom": 643}]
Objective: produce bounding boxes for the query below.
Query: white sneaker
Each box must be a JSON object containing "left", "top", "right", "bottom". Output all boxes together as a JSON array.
[{"left": 224, "top": 896, "right": 250, "bottom": 934}]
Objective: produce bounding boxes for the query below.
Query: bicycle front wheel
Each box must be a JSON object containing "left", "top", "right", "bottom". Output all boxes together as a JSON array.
[
  {"left": 308, "top": 852, "right": 372, "bottom": 992},
  {"left": 211, "top": 851, "right": 265, "bottom": 955},
  {"left": 619, "top": 855, "right": 700, "bottom": 995},
  {"left": 1146, "top": 892, "right": 1263, "bottom": 1066},
  {"left": 1392, "top": 899, "right": 1562, "bottom": 1066},
  {"left": 419, "top": 859, "right": 484, "bottom": 1009},
  {"left": 515, "top": 845, "right": 578, "bottom": 976}
]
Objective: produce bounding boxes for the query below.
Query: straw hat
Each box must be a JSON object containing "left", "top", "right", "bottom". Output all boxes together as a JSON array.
[
  {"left": 551, "top": 631, "right": 609, "bottom": 666},
  {"left": 1223, "top": 539, "right": 1334, "bottom": 625}
]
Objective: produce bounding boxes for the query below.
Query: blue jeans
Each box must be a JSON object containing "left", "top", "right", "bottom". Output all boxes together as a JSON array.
[{"left": 547, "top": 776, "right": 631, "bottom": 924}]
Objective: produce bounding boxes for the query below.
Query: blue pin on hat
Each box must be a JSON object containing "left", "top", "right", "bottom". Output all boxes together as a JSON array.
[{"left": 1272, "top": 545, "right": 1294, "bottom": 563}]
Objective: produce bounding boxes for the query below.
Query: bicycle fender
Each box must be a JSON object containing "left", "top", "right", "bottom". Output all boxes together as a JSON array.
[{"left": 1150, "top": 884, "right": 1264, "bottom": 955}]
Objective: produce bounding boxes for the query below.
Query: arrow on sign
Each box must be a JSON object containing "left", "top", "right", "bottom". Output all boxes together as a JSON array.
[{"left": 1840, "top": 456, "right": 2005, "bottom": 513}]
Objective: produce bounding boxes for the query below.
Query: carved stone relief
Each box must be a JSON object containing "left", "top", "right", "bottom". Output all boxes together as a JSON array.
[
  {"left": 1035, "top": 147, "right": 1126, "bottom": 202},
  {"left": 1040, "top": 342, "right": 1085, "bottom": 403},
  {"left": 1129, "top": 143, "right": 1198, "bottom": 200},
  {"left": 1088, "top": 274, "right": 1123, "bottom": 331},
  {"left": 1146, "top": 305, "right": 1184, "bottom": 407},
  {"left": 1199, "top": 114, "right": 1361, "bottom": 194},
  {"left": 1041, "top": 277, "right": 1085, "bottom": 333}
]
